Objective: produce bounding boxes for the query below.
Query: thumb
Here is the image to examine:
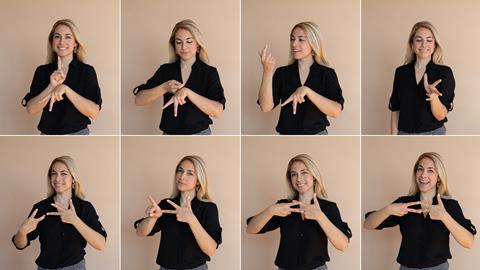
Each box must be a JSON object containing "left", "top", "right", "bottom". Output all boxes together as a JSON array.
[
  {"left": 437, "top": 194, "right": 444, "bottom": 208},
  {"left": 313, "top": 193, "right": 319, "bottom": 205},
  {"left": 69, "top": 199, "right": 76, "bottom": 211}
]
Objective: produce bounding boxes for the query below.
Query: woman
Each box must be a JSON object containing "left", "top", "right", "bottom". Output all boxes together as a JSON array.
[
  {"left": 22, "top": 19, "right": 102, "bottom": 135},
  {"left": 246, "top": 154, "right": 351, "bottom": 270},
  {"left": 134, "top": 155, "right": 222, "bottom": 270},
  {"left": 389, "top": 21, "right": 455, "bottom": 135},
  {"left": 364, "top": 152, "right": 476, "bottom": 269},
  {"left": 257, "top": 22, "right": 344, "bottom": 135},
  {"left": 133, "top": 20, "right": 226, "bottom": 135},
  {"left": 12, "top": 156, "right": 107, "bottom": 270}
]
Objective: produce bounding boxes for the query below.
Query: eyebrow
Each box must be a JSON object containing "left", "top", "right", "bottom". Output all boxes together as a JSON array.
[
  {"left": 414, "top": 36, "right": 433, "bottom": 39},
  {"left": 175, "top": 37, "right": 193, "bottom": 40},
  {"left": 291, "top": 35, "right": 306, "bottom": 38},
  {"left": 51, "top": 170, "right": 69, "bottom": 173},
  {"left": 178, "top": 166, "right": 195, "bottom": 173}
]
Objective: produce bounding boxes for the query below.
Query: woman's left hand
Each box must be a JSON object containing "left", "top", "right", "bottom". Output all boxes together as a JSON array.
[
  {"left": 281, "top": 86, "right": 311, "bottom": 115},
  {"left": 166, "top": 195, "right": 196, "bottom": 224},
  {"left": 47, "top": 199, "right": 79, "bottom": 225},
  {"left": 422, "top": 194, "right": 449, "bottom": 221},
  {"left": 39, "top": 84, "right": 69, "bottom": 112},
  {"left": 299, "top": 194, "right": 323, "bottom": 221},
  {"left": 162, "top": 88, "right": 190, "bottom": 117},
  {"left": 423, "top": 73, "right": 443, "bottom": 101}
]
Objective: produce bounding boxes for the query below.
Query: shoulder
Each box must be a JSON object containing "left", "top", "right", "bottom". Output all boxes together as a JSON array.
[
  {"left": 431, "top": 63, "right": 453, "bottom": 75},
  {"left": 33, "top": 197, "right": 53, "bottom": 208},
  {"left": 276, "top": 198, "right": 291, "bottom": 204},
  {"left": 395, "top": 64, "right": 412, "bottom": 74},
  {"left": 395, "top": 195, "right": 418, "bottom": 203},
  {"left": 441, "top": 197, "right": 461, "bottom": 208},
  {"left": 195, "top": 60, "right": 219, "bottom": 73},
  {"left": 313, "top": 62, "right": 335, "bottom": 73},
  {"left": 34, "top": 62, "right": 55, "bottom": 74},
  {"left": 275, "top": 64, "right": 295, "bottom": 74},
  {"left": 197, "top": 199, "right": 219, "bottom": 210}
]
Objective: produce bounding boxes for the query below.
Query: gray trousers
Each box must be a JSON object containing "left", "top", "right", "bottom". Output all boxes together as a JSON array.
[
  {"left": 40, "top": 128, "right": 90, "bottom": 135},
  {"left": 277, "top": 129, "right": 328, "bottom": 135},
  {"left": 160, "top": 264, "right": 207, "bottom": 270},
  {"left": 400, "top": 261, "right": 449, "bottom": 270},
  {"left": 37, "top": 259, "right": 86, "bottom": 270},
  {"left": 398, "top": 126, "right": 446, "bottom": 135},
  {"left": 162, "top": 127, "right": 211, "bottom": 135},
  {"left": 279, "top": 264, "right": 327, "bottom": 270}
]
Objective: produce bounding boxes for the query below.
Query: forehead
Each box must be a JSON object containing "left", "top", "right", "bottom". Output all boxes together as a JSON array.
[
  {"left": 175, "top": 28, "right": 194, "bottom": 39},
  {"left": 179, "top": 159, "right": 195, "bottom": 171},
  {"left": 51, "top": 161, "right": 68, "bottom": 171},
  {"left": 291, "top": 27, "right": 306, "bottom": 36},
  {"left": 418, "top": 157, "right": 435, "bottom": 168},
  {"left": 54, "top": 24, "right": 74, "bottom": 35},
  {"left": 290, "top": 161, "right": 307, "bottom": 171},
  {"left": 414, "top": 27, "right": 433, "bottom": 38}
]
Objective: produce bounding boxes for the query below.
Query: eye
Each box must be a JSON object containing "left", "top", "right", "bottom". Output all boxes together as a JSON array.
[
  {"left": 301, "top": 171, "right": 308, "bottom": 175},
  {"left": 415, "top": 167, "right": 423, "bottom": 172},
  {"left": 290, "top": 172, "right": 297, "bottom": 177},
  {"left": 175, "top": 41, "right": 182, "bottom": 45},
  {"left": 51, "top": 172, "right": 57, "bottom": 176},
  {"left": 176, "top": 168, "right": 184, "bottom": 174},
  {"left": 61, "top": 172, "right": 68, "bottom": 176},
  {"left": 299, "top": 38, "right": 305, "bottom": 42},
  {"left": 428, "top": 169, "right": 435, "bottom": 174},
  {"left": 290, "top": 36, "right": 295, "bottom": 41}
]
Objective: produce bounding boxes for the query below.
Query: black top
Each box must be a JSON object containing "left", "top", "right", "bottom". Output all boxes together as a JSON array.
[
  {"left": 365, "top": 193, "right": 476, "bottom": 268},
  {"left": 12, "top": 195, "right": 107, "bottom": 269},
  {"left": 134, "top": 196, "right": 222, "bottom": 269},
  {"left": 133, "top": 57, "right": 226, "bottom": 134},
  {"left": 22, "top": 56, "right": 102, "bottom": 135},
  {"left": 247, "top": 197, "right": 352, "bottom": 270},
  {"left": 268, "top": 61, "right": 344, "bottom": 135},
  {"left": 389, "top": 61, "right": 455, "bottom": 133}
]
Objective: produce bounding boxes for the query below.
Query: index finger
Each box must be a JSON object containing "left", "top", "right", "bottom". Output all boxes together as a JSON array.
[
  {"left": 51, "top": 202, "right": 65, "bottom": 211},
  {"left": 292, "top": 99, "right": 297, "bottom": 115},
  {"left": 431, "top": 79, "right": 442, "bottom": 88},
  {"left": 29, "top": 208, "right": 38, "bottom": 219},
  {"left": 281, "top": 96, "right": 293, "bottom": 107},
  {"left": 166, "top": 199, "right": 180, "bottom": 209},
  {"left": 57, "top": 56, "right": 62, "bottom": 70},
  {"left": 148, "top": 195, "right": 158, "bottom": 206},
  {"left": 162, "top": 98, "right": 174, "bottom": 109},
  {"left": 437, "top": 194, "right": 444, "bottom": 206},
  {"left": 49, "top": 96, "right": 56, "bottom": 112},
  {"left": 161, "top": 209, "right": 177, "bottom": 214},
  {"left": 405, "top": 201, "right": 422, "bottom": 207},
  {"left": 173, "top": 98, "right": 178, "bottom": 117}
]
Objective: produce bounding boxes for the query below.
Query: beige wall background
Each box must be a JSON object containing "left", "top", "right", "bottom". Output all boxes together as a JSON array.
[
  {"left": 121, "top": 0, "right": 240, "bottom": 135},
  {"left": 122, "top": 136, "right": 240, "bottom": 269},
  {"left": 0, "top": 137, "right": 119, "bottom": 269},
  {"left": 0, "top": 0, "right": 120, "bottom": 135},
  {"left": 362, "top": 137, "right": 480, "bottom": 269},
  {"left": 242, "top": 137, "right": 360, "bottom": 269},
  {"left": 362, "top": 0, "right": 480, "bottom": 134},
  {"left": 242, "top": 0, "right": 360, "bottom": 135}
]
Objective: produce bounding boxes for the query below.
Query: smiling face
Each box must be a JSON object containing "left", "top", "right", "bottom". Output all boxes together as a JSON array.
[
  {"left": 290, "top": 27, "right": 313, "bottom": 61},
  {"left": 50, "top": 162, "right": 74, "bottom": 194},
  {"left": 175, "top": 159, "right": 198, "bottom": 192},
  {"left": 415, "top": 157, "right": 440, "bottom": 194},
  {"left": 51, "top": 24, "right": 77, "bottom": 58},
  {"left": 289, "top": 161, "right": 315, "bottom": 195},
  {"left": 174, "top": 28, "right": 198, "bottom": 61},
  {"left": 412, "top": 27, "right": 435, "bottom": 61}
]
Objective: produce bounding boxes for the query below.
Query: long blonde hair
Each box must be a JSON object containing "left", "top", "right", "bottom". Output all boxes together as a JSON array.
[
  {"left": 46, "top": 156, "right": 85, "bottom": 199},
  {"left": 288, "top": 22, "right": 329, "bottom": 66},
  {"left": 168, "top": 19, "right": 209, "bottom": 64},
  {"left": 404, "top": 21, "right": 444, "bottom": 65},
  {"left": 408, "top": 152, "right": 451, "bottom": 197},
  {"left": 171, "top": 155, "right": 211, "bottom": 201},
  {"left": 46, "top": 19, "right": 86, "bottom": 63},
  {"left": 285, "top": 154, "right": 328, "bottom": 199}
]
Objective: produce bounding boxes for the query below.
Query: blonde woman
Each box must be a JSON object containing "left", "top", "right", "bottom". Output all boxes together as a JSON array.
[
  {"left": 12, "top": 156, "right": 107, "bottom": 270},
  {"left": 247, "top": 154, "right": 351, "bottom": 270},
  {"left": 258, "top": 22, "right": 344, "bottom": 135},
  {"left": 389, "top": 21, "right": 455, "bottom": 135},
  {"left": 133, "top": 19, "right": 226, "bottom": 135},
  {"left": 364, "top": 152, "right": 476, "bottom": 270},
  {"left": 135, "top": 156, "right": 222, "bottom": 270},
  {"left": 22, "top": 19, "right": 102, "bottom": 135}
]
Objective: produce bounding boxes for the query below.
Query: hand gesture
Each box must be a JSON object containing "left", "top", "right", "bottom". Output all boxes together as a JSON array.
[
  {"left": 386, "top": 201, "right": 423, "bottom": 217},
  {"left": 299, "top": 194, "right": 323, "bottom": 221},
  {"left": 47, "top": 199, "right": 79, "bottom": 225},
  {"left": 423, "top": 73, "right": 443, "bottom": 101},
  {"left": 162, "top": 80, "right": 185, "bottom": 94},
  {"left": 18, "top": 209, "right": 45, "bottom": 235},
  {"left": 422, "top": 194, "right": 448, "bottom": 221},
  {"left": 50, "top": 56, "right": 67, "bottom": 88},
  {"left": 39, "top": 84, "right": 69, "bottom": 112},
  {"left": 259, "top": 44, "right": 276, "bottom": 74},
  {"left": 162, "top": 88, "right": 189, "bottom": 117},
  {"left": 281, "top": 86, "right": 310, "bottom": 115},
  {"left": 145, "top": 195, "right": 176, "bottom": 219},
  {"left": 267, "top": 201, "right": 303, "bottom": 217},
  {"left": 166, "top": 195, "right": 196, "bottom": 224}
]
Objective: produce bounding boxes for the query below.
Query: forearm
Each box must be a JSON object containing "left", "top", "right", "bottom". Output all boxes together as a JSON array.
[
  {"left": 246, "top": 208, "right": 273, "bottom": 234},
  {"left": 364, "top": 206, "right": 390, "bottom": 230},
  {"left": 258, "top": 71, "right": 274, "bottom": 112},
  {"left": 13, "top": 231, "right": 28, "bottom": 249},
  {"left": 187, "top": 90, "right": 224, "bottom": 118},
  {"left": 391, "top": 111, "right": 399, "bottom": 135},
  {"left": 442, "top": 214, "right": 474, "bottom": 248},
  {"left": 188, "top": 218, "right": 218, "bottom": 257},
  {"left": 316, "top": 213, "right": 349, "bottom": 251},
  {"left": 135, "top": 216, "right": 157, "bottom": 237},
  {"left": 306, "top": 88, "right": 342, "bottom": 118},
  {"left": 64, "top": 86, "right": 100, "bottom": 120},
  {"left": 135, "top": 85, "right": 167, "bottom": 106},
  {"left": 429, "top": 97, "right": 448, "bottom": 121},
  {"left": 72, "top": 218, "right": 106, "bottom": 251},
  {"left": 26, "top": 85, "right": 54, "bottom": 115}
]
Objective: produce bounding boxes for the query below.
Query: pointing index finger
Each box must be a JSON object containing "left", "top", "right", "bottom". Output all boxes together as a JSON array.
[
  {"left": 166, "top": 199, "right": 180, "bottom": 209},
  {"left": 148, "top": 195, "right": 158, "bottom": 206},
  {"left": 57, "top": 56, "right": 62, "bottom": 71},
  {"left": 29, "top": 208, "right": 38, "bottom": 219}
]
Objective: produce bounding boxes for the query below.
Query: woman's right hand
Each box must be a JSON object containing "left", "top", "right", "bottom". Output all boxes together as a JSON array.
[
  {"left": 18, "top": 209, "right": 45, "bottom": 235},
  {"left": 385, "top": 201, "right": 423, "bottom": 217},
  {"left": 259, "top": 44, "right": 276, "bottom": 74},
  {"left": 267, "top": 201, "right": 303, "bottom": 217},
  {"left": 145, "top": 195, "right": 176, "bottom": 219},
  {"left": 161, "top": 80, "right": 185, "bottom": 94},
  {"left": 49, "top": 56, "right": 67, "bottom": 88}
]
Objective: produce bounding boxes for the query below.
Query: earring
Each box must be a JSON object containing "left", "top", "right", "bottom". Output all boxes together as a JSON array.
[
  {"left": 195, "top": 185, "right": 200, "bottom": 192},
  {"left": 436, "top": 182, "right": 441, "bottom": 188},
  {"left": 74, "top": 47, "right": 78, "bottom": 53},
  {"left": 72, "top": 182, "right": 76, "bottom": 189}
]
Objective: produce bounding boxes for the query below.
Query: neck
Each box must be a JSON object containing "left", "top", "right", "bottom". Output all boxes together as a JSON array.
[
  {"left": 415, "top": 57, "right": 431, "bottom": 69},
  {"left": 420, "top": 189, "right": 436, "bottom": 202},
  {"left": 298, "top": 189, "right": 314, "bottom": 204},
  {"left": 59, "top": 54, "right": 73, "bottom": 68},
  {"left": 181, "top": 56, "right": 196, "bottom": 69},
  {"left": 180, "top": 190, "right": 196, "bottom": 201},
  {"left": 54, "top": 190, "right": 72, "bottom": 203},
  {"left": 298, "top": 56, "right": 314, "bottom": 70}
]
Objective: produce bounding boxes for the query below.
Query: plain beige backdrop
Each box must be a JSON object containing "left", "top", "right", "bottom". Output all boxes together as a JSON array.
[
  {"left": 122, "top": 136, "right": 240, "bottom": 269},
  {"left": 121, "top": 0, "right": 240, "bottom": 135},
  {"left": 362, "top": 137, "right": 480, "bottom": 269},
  {"left": 362, "top": 0, "right": 480, "bottom": 134},
  {"left": 242, "top": 136, "right": 360, "bottom": 269},
  {"left": 0, "top": 136, "right": 119, "bottom": 269},
  {"left": 0, "top": 0, "right": 120, "bottom": 135},
  {"left": 242, "top": 0, "right": 360, "bottom": 135}
]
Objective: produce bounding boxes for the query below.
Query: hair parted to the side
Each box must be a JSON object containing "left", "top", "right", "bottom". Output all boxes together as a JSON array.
[
  {"left": 169, "top": 19, "right": 209, "bottom": 64},
  {"left": 171, "top": 155, "right": 211, "bottom": 201},
  {"left": 47, "top": 19, "right": 86, "bottom": 63},
  {"left": 46, "top": 155, "right": 85, "bottom": 199},
  {"left": 404, "top": 21, "right": 444, "bottom": 65},
  {"left": 288, "top": 21, "right": 329, "bottom": 66},
  {"left": 408, "top": 152, "right": 451, "bottom": 197},
  {"left": 285, "top": 154, "right": 328, "bottom": 199}
]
